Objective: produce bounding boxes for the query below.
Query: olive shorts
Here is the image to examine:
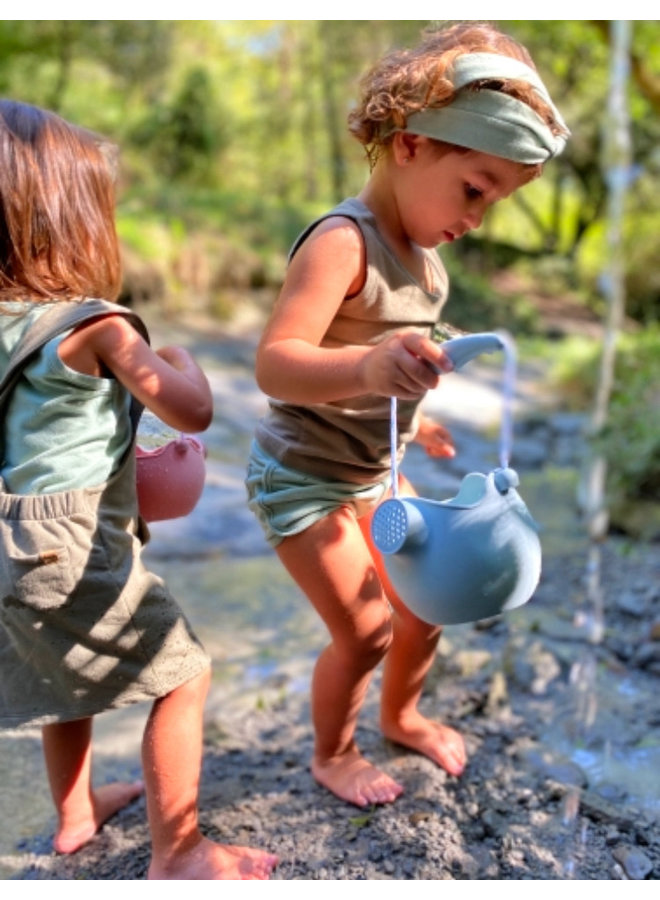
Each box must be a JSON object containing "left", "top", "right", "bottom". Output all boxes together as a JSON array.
[{"left": 246, "top": 439, "right": 390, "bottom": 548}]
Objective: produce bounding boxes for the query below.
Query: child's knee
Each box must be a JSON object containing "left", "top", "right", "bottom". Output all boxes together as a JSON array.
[
  {"left": 371, "top": 618, "right": 395, "bottom": 658},
  {"left": 339, "top": 616, "right": 393, "bottom": 667}
]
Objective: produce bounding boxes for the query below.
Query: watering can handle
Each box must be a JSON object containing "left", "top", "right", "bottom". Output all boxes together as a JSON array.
[
  {"left": 390, "top": 330, "right": 516, "bottom": 498},
  {"left": 437, "top": 332, "right": 505, "bottom": 371},
  {"left": 437, "top": 330, "right": 517, "bottom": 471}
]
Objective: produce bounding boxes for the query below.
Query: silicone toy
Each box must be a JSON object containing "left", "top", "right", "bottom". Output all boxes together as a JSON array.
[
  {"left": 371, "top": 331, "right": 541, "bottom": 626},
  {"left": 136, "top": 435, "right": 207, "bottom": 522}
]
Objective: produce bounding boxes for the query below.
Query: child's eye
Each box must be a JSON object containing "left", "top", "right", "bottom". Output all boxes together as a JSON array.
[{"left": 465, "top": 184, "right": 483, "bottom": 200}]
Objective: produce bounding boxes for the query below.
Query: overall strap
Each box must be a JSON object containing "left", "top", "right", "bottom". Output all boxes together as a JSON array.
[{"left": 0, "top": 299, "right": 150, "bottom": 433}]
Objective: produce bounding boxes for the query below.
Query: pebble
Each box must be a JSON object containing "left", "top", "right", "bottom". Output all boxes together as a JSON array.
[
  {"left": 611, "top": 844, "right": 653, "bottom": 880},
  {"left": 617, "top": 591, "right": 649, "bottom": 617}
]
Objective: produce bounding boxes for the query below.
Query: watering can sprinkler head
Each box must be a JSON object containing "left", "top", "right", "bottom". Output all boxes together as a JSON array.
[{"left": 371, "top": 331, "right": 541, "bottom": 626}]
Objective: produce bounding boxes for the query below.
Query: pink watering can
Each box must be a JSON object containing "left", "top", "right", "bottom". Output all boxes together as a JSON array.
[
  {"left": 371, "top": 332, "right": 542, "bottom": 626},
  {"left": 136, "top": 434, "right": 207, "bottom": 522}
]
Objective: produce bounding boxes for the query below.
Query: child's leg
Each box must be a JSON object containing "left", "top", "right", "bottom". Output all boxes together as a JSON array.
[
  {"left": 276, "top": 507, "right": 403, "bottom": 808},
  {"left": 143, "top": 667, "right": 277, "bottom": 880},
  {"left": 42, "top": 717, "right": 144, "bottom": 854},
  {"left": 358, "top": 482, "right": 467, "bottom": 777},
  {"left": 378, "top": 603, "right": 466, "bottom": 776}
]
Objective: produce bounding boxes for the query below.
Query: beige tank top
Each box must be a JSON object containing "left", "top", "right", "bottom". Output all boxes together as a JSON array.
[{"left": 255, "top": 197, "right": 449, "bottom": 483}]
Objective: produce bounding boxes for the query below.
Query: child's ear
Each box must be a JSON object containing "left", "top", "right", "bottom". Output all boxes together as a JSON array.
[{"left": 392, "top": 131, "right": 424, "bottom": 166}]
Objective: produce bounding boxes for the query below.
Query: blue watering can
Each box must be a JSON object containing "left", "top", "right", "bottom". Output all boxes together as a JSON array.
[{"left": 371, "top": 332, "right": 541, "bottom": 626}]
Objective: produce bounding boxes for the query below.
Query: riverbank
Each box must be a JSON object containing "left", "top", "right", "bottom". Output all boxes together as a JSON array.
[
  {"left": 3, "top": 539, "right": 658, "bottom": 881},
  {"left": 1, "top": 311, "right": 658, "bottom": 881}
]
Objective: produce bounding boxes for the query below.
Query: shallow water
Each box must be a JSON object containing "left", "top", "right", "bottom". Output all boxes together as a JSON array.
[{"left": 1, "top": 330, "right": 657, "bottom": 875}]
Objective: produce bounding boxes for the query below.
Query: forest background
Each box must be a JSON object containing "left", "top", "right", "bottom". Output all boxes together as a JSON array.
[{"left": 1, "top": 19, "right": 658, "bottom": 536}]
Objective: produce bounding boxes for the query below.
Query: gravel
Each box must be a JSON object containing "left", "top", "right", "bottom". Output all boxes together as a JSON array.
[
  {"left": 3, "top": 313, "right": 658, "bottom": 881},
  {"left": 4, "top": 539, "right": 659, "bottom": 881}
]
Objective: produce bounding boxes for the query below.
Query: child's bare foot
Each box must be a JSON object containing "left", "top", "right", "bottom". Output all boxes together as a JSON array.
[
  {"left": 148, "top": 836, "right": 278, "bottom": 880},
  {"left": 382, "top": 713, "right": 466, "bottom": 776},
  {"left": 312, "top": 747, "right": 404, "bottom": 807},
  {"left": 53, "top": 780, "right": 144, "bottom": 854}
]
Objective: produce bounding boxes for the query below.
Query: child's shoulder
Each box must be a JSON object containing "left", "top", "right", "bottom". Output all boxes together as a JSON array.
[
  {"left": 291, "top": 198, "right": 371, "bottom": 259},
  {"left": 291, "top": 214, "right": 365, "bottom": 271},
  {"left": 307, "top": 213, "right": 363, "bottom": 244}
]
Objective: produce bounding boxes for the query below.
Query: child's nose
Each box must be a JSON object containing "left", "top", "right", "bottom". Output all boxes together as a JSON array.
[{"left": 464, "top": 209, "right": 484, "bottom": 230}]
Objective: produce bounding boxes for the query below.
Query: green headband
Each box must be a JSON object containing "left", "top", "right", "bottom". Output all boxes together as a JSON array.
[{"left": 404, "top": 53, "right": 569, "bottom": 164}]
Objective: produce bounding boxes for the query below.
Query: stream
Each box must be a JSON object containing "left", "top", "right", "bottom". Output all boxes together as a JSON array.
[{"left": 1, "top": 314, "right": 658, "bottom": 876}]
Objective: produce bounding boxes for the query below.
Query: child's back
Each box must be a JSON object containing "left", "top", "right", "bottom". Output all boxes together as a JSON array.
[{"left": 0, "top": 99, "right": 277, "bottom": 880}]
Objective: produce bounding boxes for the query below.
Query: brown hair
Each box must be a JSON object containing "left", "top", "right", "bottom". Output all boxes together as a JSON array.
[
  {"left": 348, "top": 21, "right": 566, "bottom": 169},
  {"left": 0, "top": 100, "right": 121, "bottom": 302}
]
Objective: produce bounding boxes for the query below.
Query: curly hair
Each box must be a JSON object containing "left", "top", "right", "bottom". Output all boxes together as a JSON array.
[
  {"left": 348, "top": 21, "right": 565, "bottom": 169},
  {"left": 0, "top": 100, "right": 121, "bottom": 302}
]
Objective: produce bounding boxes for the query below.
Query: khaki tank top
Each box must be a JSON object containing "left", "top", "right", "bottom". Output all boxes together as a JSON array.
[{"left": 255, "top": 198, "right": 449, "bottom": 483}]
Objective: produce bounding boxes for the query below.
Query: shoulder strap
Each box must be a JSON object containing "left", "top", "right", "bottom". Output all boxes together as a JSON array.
[
  {"left": 287, "top": 198, "right": 369, "bottom": 264},
  {"left": 0, "top": 299, "right": 150, "bottom": 435}
]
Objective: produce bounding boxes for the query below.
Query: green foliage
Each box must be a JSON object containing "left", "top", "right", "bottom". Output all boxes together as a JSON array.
[
  {"left": 549, "top": 336, "right": 602, "bottom": 409},
  {"left": 1, "top": 19, "right": 656, "bottom": 520},
  {"left": 131, "top": 66, "right": 229, "bottom": 185},
  {"left": 439, "top": 250, "right": 539, "bottom": 335},
  {"left": 597, "top": 327, "right": 660, "bottom": 503},
  {"left": 0, "top": 21, "right": 173, "bottom": 130},
  {"left": 551, "top": 327, "right": 660, "bottom": 505},
  {"left": 117, "top": 182, "right": 314, "bottom": 267},
  {"left": 1, "top": 20, "right": 657, "bottom": 322}
]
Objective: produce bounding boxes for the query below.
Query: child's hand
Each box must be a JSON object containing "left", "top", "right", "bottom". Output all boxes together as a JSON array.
[
  {"left": 415, "top": 415, "right": 456, "bottom": 458},
  {"left": 360, "top": 331, "right": 453, "bottom": 400}
]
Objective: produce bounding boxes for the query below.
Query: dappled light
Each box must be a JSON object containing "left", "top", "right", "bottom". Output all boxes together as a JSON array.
[{"left": 1, "top": 19, "right": 658, "bottom": 882}]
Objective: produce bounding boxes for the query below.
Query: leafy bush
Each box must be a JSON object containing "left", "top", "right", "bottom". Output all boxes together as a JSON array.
[
  {"left": 596, "top": 327, "right": 660, "bottom": 504},
  {"left": 552, "top": 326, "right": 660, "bottom": 507},
  {"left": 439, "top": 252, "right": 539, "bottom": 335}
]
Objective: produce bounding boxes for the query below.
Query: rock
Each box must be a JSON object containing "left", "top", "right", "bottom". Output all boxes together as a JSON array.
[
  {"left": 486, "top": 670, "right": 509, "bottom": 712},
  {"left": 510, "top": 640, "right": 562, "bottom": 694},
  {"left": 509, "top": 435, "right": 548, "bottom": 469},
  {"left": 520, "top": 747, "right": 588, "bottom": 788},
  {"left": 611, "top": 844, "right": 653, "bottom": 880},
  {"left": 617, "top": 590, "right": 650, "bottom": 617},
  {"left": 632, "top": 642, "right": 660, "bottom": 670},
  {"left": 453, "top": 649, "right": 493, "bottom": 677},
  {"left": 551, "top": 413, "right": 585, "bottom": 436},
  {"left": 605, "top": 825, "right": 622, "bottom": 845}
]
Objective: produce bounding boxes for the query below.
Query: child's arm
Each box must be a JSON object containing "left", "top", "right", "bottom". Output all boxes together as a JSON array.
[
  {"left": 414, "top": 414, "right": 456, "bottom": 459},
  {"left": 255, "top": 218, "right": 452, "bottom": 405},
  {"left": 58, "top": 316, "right": 213, "bottom": 434}
]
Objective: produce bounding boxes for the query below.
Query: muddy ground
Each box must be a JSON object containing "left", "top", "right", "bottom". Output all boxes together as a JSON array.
[
  {"left": 6, "top": 539, "right": 658, "bottom": 882},
  {"left": 1, "top": 310, "right": 658, "bottom": 881}
]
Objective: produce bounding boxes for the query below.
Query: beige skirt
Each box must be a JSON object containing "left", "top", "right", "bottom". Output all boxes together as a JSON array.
[{"left": 0, "top": 449, "right": 210, "bottom": 728}]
